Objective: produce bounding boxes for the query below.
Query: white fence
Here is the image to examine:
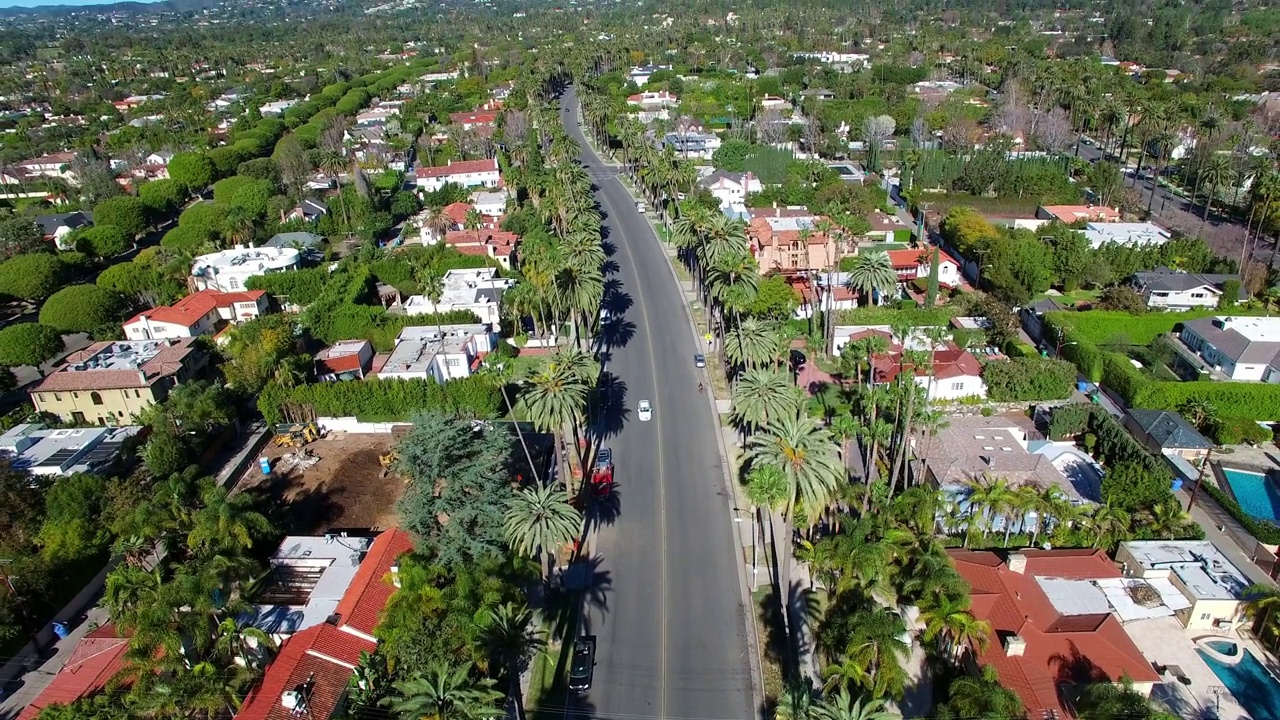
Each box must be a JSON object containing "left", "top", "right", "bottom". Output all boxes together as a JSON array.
[{"left": 316, "top": 416, "right": 413, "bottom": 434}]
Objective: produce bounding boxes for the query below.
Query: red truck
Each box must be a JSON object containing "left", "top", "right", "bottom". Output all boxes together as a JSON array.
[{"left": 590, "top": 447, "right": 613, "bottom": 496}]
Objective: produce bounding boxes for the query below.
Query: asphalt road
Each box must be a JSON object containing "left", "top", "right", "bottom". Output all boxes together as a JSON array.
[{"left": 559, "top": 87, "right": 756, "bottom": 720}]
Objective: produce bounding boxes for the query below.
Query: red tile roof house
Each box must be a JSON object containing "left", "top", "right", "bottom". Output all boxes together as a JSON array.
[
  {"left": 870, "top": 343, "right": 988, "bottom": 401},
  {"left": 886, "top": 248, "right": 963, "bottom": 289},
  {"left": 122, "top": 289, "right": 268, "bottom": 341},
  {"left": 442, "top": 229, "right": 520, "bottom": 270},
  {"left": 314, "top": 340, "right": 375, "bottom": 381},
  {"left": 1037, "top": 205, "right": 1122, "bottom": 225},
  {"left": 448, "top": 110, "right": 499, "bottom": 130},
  {"left": 948, "top": 549, "right": 1161, "bottom": 720},
  {"left": 414, "top": 158, "right": 501, "bottom": 193},
  {"left": 238, "top": 529, "right": 415, "bottom": 720},
  {"left": 16, "top": 625, "right": 129, "bottom": 720}
]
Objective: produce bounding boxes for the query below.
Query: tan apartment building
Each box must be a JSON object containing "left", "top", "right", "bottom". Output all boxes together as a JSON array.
[
  {"left": 31, "top": 338, "right": 207, "bottom": 425},
  {"left": 747, "top": 215, "right": 842, "bottom": 274}
]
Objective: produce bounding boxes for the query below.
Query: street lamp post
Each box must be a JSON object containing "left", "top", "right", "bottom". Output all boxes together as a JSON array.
[{"left": 732, "top": 507, "right": 759, "bottom": 592}]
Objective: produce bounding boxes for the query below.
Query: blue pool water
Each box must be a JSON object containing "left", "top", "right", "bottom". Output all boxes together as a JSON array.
[
  {"left": 1221, "top": 467, "right": 1280, "bottom": 524},
  {"left": 1204, "top": 639, "right": 1240, "bottom": 657},
  {"left": 1198, "top": 647, "right": 1280, "bottom": 720}
]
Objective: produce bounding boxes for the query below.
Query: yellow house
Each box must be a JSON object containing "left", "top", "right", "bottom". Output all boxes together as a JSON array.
[
  {"left": 1116, "top": 540, "right": 1249, "bottom": 630},
  {"left": 31, "top": 338, "right": 207, "bottom": 426}
]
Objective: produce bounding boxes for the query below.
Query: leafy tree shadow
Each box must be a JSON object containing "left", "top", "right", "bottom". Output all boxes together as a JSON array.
[
  {"left": 586, "top": 484, "right": 621, "bottom": 530},
  {"left": 601, "top": 238, "right": 616, "bottom": 257},
  {"left": 599, "top": 319, "right": 636, "bottom": 352},
  {"left": 592, "top": 372, "right": 629, "bottom": 440},
  {"left": 239, "top": 470, "right": 341, "bottom": 536},
  {"left": 601, "top": 285, "right": 632, "bottom": 316}
]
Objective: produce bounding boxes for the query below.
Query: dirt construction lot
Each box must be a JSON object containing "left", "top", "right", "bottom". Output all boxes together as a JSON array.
[{"left": 230, "top": 432, "right": 404, "bottom": 534}]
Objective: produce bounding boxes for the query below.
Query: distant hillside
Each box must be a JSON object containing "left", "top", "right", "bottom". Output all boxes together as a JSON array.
[{"left": 0, "top": 0, "right": 218, "bottom": 18}]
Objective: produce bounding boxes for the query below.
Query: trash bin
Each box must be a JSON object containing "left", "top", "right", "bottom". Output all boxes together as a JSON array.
[
  {"left": 52, "top": 622, "right": 68, "bottom": 640},
  {"left": 259, "top": 456, "right": 271, "bottom": 475}
]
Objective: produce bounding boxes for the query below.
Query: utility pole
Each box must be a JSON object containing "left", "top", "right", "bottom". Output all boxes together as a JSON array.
[{"left": 1187, "top": 447, "right": 1214, "bottom": 511}]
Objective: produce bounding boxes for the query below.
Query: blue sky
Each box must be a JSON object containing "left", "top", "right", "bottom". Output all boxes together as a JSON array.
[{"left": 0, "top": 0, "right": 161, "bottom": 8}]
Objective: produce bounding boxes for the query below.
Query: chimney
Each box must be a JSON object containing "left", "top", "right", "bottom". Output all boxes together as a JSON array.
[
  {"left": 1004, "top": 635, "right": 1027, "bottom": 657},
  {"left": 137, "top": 369, "right": 147, "bottom": 385},
  {"left": 1008, "top": 553, "right": 1028, "bottom": 574}
]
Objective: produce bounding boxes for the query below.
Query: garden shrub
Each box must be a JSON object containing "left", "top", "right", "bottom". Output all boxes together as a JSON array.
[
  {"left": 1208, "top": 416, "right": 1272, "bottom": 446},
  {"left": 982, "top": 357, "right": 1076, "bottom": 401}
]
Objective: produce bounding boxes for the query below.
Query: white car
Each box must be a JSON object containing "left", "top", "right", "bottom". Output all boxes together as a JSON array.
[{"left": 637, "top": 399, "right": 652, "bottom": 422}]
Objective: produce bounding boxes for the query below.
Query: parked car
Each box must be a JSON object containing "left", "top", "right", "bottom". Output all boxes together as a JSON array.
[
  {"left": 568, "top": 636, "right": 597, "bottom": 694},
  {"left": 637, "top": 399, "right": 653, "bottom": 422},
  {"left": 694, "top": 353, "right": 706, "bottom": 368}
]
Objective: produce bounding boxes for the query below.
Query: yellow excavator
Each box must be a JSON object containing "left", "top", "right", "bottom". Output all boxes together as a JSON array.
[
  {"left": 379, "top": 451, "right": 397, "bottom": 478},
  {"left": 274, "top": 422, "right": 321, "bottom": 448}
]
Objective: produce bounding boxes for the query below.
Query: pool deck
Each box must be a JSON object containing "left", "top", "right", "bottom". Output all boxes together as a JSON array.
[{"left": 1126, "top": 616, "right": 1255, "bottom": 720}]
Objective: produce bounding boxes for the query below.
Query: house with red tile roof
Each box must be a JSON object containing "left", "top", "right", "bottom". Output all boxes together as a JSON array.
[
  {"left": 440, "top": 228, "right": 520, "bottom": 270},
  {"left": 747, "top": 215, "right": 841, "bottom": 274},
  {"left": 16, "top": 625, "right": 129, "bottom": 720},
  {"left": 869, "top": 343, "right": 988, "bottom": 400},
  {"left": 948, "top": 549, "right": 1160, "bottom": 720},
  {"left": 237, "top": 529, "right": 414, "bottom": 720},
  {"left": 885, "top": 248, "right": 962, "bottom": 289},
  {"left": 31, "top": 338, "right": 208, "bottom": 426},
  {"left": 1037, "top": 205, "right": 1122, "bottom": 225},
  {"left": 448, "top": 110, "right": 499, "bottom": 130},
  {"left": 414, "top": 158, "right": 500, "bottom": 193},
  {"left": 314, "top": 340, "right": 375, "bottom": 382},
  {"left": 122, "top": 289, "right": 268, "bottom": 341}
]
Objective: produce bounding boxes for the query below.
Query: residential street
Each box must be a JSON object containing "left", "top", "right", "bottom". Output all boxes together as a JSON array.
[{"left": 560, "top": 87, "right": 756, "bottom": 720}]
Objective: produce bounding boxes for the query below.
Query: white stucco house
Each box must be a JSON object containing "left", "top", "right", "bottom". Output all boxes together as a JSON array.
[{"left": 190, "top": 246, "right": 300, "bottom": 293}]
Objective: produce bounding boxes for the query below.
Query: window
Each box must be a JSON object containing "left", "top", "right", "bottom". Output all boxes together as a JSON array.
[
  {"left": 229, "top": 277, "right": 240, "bottom": 290},
  {"left": 53, "top": 393, "right": 61, "bottom": 402},
  {"left": 90, "top": 392, "right": 103, "bottom": 406},
  {"left": 1191, "top": 292, "right": 1206, "bottom": 299},
  {"left": 445, "top": 358, "right": 462, "bottom": 367},
  {"left": 1200, "top": 613, "right": 1212, "bottom": 621},
  {"left": 951, "top": 382, "right": 963, "bottom": 390}
]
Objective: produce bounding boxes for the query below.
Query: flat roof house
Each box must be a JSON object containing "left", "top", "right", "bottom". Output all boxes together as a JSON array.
[
  {"left": 949, "top": 549, "right": 1161, "bottom": 719},
  {"left": 191, "top": 246, "right": 300, "bottom": 293},
  {"left": 237, "top": 529, "right": 414, "bottom": 720},
  {"left": 0, "top": 423, "right": 142, "bottom": 476},
  {"left": 376, "top": 325, "right": 495, "bottom": 384},
  {"left": 401, "top": 268, "right": 513, "bottom": 325},
  {"left": 241, "top": 534, "right": 374, "bottom": 640},
  {"left": 32, "top": 338, "right": 207, "bottom": 426},
  {"left": 1082, "top": 222, "right": 1171, "bottom": 249},
  {"left": 1130, "top": 269, "right": 1244, "bottom": 310},
  {"left": 1179, "top": 315, "right": 1280, "bottom": 382},
  {"left": 1116, "top": 540, "right": 1249, "bottom": 630}
]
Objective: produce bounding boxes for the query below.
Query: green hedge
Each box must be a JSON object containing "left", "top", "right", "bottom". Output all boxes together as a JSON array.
[
  {"left": 258, "top": 375, "right": 501, "bottom": 425},
  {"left": 246, "top": 267, "right": 331, "bottom": 306},
  {"left": 1134, "top": 381, "right": 1280, "bottom": 420},
  {"left": 981, "top": 357, "right": 1076, "bottom": 401},
  {"left": 1201, "top": 480, "right": 1280, "bottom": 545},
  {"left": 835, "top": 305, "right": 958, "bottom": 326},
  {"left": 1045, "top": 309, "right": 1217, "bottom": 346}
]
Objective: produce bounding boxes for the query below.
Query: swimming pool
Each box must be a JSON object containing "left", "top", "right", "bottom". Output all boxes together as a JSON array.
[
  {"left": 1198, "top": 647, "right": 1280, "bottom": 720},
  {"left": 1220, "top": 467, "right": 1280, "bottom": 524}
]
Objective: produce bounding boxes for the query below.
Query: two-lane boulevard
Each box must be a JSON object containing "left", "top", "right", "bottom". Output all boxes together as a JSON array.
[{"left": 560, "top": 88, "right": 755, "bottom": 720}]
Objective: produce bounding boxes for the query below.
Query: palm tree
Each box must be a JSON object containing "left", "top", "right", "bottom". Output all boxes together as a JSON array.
[
  {"left": 1087, "top": 502, "right": 1132, "bottom": 549},
  {"left": 481, "top": 356, "right": 540, "bottom": 484},
  {"left": 317, "top": 150, "right": 350, "bottom": 232},
  {"left": 422, "top": 205, "right": 453, "bottom": 244},
  {"left": 1198, "top": 153, "right": 1234, "bottom": 226},
  {"left": 381, "top": 662, "right": 504, "bottom": 720},
  {"left": 945, "top": 666, "right": 1025, "bottom": 719},
  {"left": 774, "top": 679, "right": 816, "bottom": 720},
  {"left": 415, "top": 261, "right": 447, "bottom": 337},
  {"left": 221, "top": 207, "right": 255, "bottom": 248},
  {"left": 812, "top": 689, "right": 895, "bottom": 720},
  {"left": 843, "top": 251, "right": 898, "bottom": 306},
  {"left": 1244, "top": 584, "right": 1280, "bottom": 648},
  {"left": 519, "top": 351, "right": 593, "bottom": 495},
  {"left": 186, "top": 483, "right": 272, "bottom": 560},
  {"left": 503, "top": 484, "right": 582, "bottom": 578},
  {"left": 212, "top": 617, "right": 275, "bottom": 670},
  {"left": 480, "top": 602, "right": 546, "bottom": 695},
  {"left": 731, "top": 367, "right": 803, "bottom": 434},
  {"left": 919, "top": 593, "right": 990, "bottom": 663},
  {"left": 724, "top": 317, "right": 779, "bottom": 371},
  {"left": 747, "top": 412, "right": 844, "bottom": 602}
]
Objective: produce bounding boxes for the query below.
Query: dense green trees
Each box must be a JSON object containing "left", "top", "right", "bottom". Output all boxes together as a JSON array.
[
  {"left": 92, "top": 196, "right": 147, "bottom": 238},
  {"left": 0, "top": 252, "right": 69, "bottom": 300},
  {"left": 38, "top": 284, "right": 124, "bottom": 334},
  {"left": 138, "top": 179, "right": 186, "bottom": 216},
  {"left": 167, "top": 152, "right": 215, "bottom": 190},
  {"left": 0, "top": 322, "right": 64, "bottom": 367},
  {"left": 981, "top": 357, "right": 1077, "bottom": 401},
  {"left": 75, "top": 225, "right": 130, "bottom": 258}
]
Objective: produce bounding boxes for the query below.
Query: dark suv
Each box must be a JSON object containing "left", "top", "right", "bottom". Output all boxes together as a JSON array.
[{"left": 568, "top": 636, "right": 596, "bottom": 694}]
